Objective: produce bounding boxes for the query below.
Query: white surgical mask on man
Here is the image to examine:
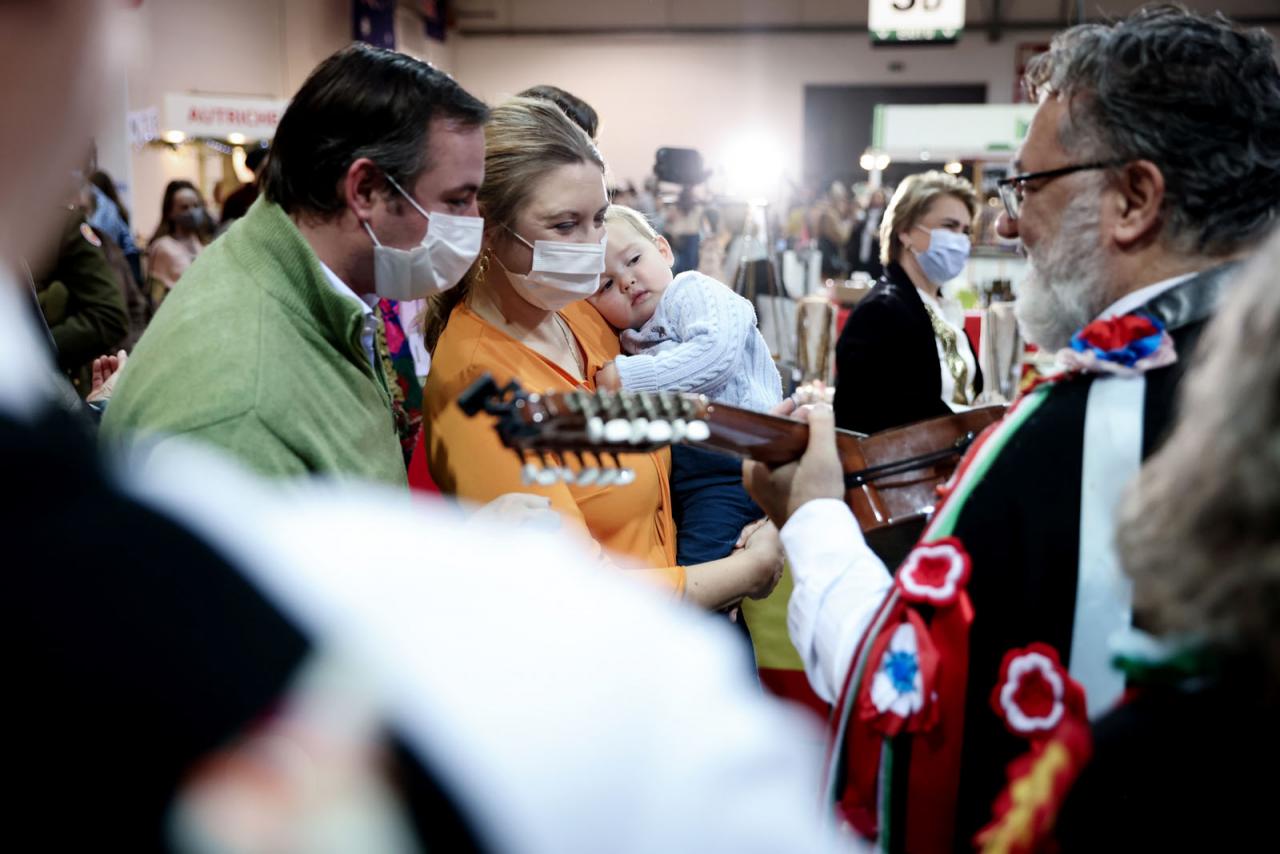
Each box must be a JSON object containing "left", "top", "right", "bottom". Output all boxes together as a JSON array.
[
  {"left": 362, "top": 173, "right": 483, "bottom": 301},
  {"left": 495, "top": 226, "right": 606, "bottom": 312}
]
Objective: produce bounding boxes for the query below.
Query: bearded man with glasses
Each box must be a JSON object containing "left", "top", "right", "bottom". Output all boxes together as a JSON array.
[{"left": 744, "top": 5, "right": 1280, "bottom": 850}]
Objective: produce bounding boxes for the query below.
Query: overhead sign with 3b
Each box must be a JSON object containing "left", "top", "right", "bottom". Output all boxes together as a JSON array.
[{"left": 869, "top": 0, "right": 965, "bottom": 44}]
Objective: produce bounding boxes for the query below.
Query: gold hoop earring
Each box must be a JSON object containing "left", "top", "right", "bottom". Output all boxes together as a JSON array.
[{"left": 474, "top": 248, "right": 491, "bottom": 284}]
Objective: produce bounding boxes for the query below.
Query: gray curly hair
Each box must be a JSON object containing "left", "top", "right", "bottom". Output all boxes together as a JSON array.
[
  {"left": 1024, "top": 4, "right": 1280, "bottom": 258},
  {"left": 1117, "top": 227, "right": 1280, "bottom": 681}
]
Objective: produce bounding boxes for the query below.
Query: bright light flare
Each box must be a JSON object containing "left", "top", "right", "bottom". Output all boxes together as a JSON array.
[{"left": 719, "top": 131, "right": 786, "bottom": 200}]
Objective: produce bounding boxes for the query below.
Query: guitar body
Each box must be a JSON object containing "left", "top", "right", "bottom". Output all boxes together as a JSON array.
[{"left": 840, "top": 407, "right": 1006, "bottom": 532}]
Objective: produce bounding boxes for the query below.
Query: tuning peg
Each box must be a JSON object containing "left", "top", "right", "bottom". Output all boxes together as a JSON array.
[
  {"left": 670, "top": 418, "right": 688, "bottom": 442},
  {"left": 597, "top": 468, "right": 619, "bottom": 486},
  {"left": 566, "top": 450, "right": 586, "bottom": 482},
  {"left": 586, "top": 416, "right": 604, "bottom": 444},
  {"left": 603, "top": 418, "right": 632, "bottom": 444},
  {"left": 637, "top": 392, "right": 659, "bottom": 421},
  {"left": 548, "top": 452, "right": 575, "bottom": 483},
  {"left": 686, "top": 420, "right": 711, "bottom": 442},
  {"left": 573, "top": 450, "right": 600, "bottom": 486},
  {"left": 521, "top": 462, "right": 540, "bottom": 486},
  {"left": 629, "top": 417, "right": 650, "bottom": 444},
  {"left": 616, "top": 468, "right": 636, "bottom": 486},
  {"left": 646, "top": 420, "right": 673, "bottom": 443}
]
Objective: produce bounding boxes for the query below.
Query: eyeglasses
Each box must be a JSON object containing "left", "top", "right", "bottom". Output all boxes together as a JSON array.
[{"left": 995, "top": 160, "right": 1126, "bottom": 221}]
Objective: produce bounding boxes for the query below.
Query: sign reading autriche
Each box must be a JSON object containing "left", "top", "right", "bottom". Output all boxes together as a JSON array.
[
  {"left": 163, "top": 94, "right": 289, "bottom": 141},
  {"left": 869, "top": 0, "right": 965, "bottom": 44}
]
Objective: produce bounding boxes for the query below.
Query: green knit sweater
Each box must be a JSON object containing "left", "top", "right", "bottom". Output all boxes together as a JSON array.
[{"left": 103, "top": 197, "right": 406, "bottom": 486}]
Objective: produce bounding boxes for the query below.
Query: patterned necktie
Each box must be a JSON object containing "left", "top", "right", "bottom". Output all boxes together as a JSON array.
[{"left": 922, "top": 301, "right": 971, "bottom": 405}]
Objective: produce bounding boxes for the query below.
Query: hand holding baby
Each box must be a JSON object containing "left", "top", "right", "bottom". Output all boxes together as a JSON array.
[{"left": 594, "top": 361, "right": 622, "bottom": 391}]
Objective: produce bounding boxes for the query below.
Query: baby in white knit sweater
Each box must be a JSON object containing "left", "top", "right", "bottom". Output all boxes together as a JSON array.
[
  {"left": 590, "top": 205, "right": 783, "bottom": 412},
  {"left": 589, "top": 206, "right": 783, "bottom": 622}
]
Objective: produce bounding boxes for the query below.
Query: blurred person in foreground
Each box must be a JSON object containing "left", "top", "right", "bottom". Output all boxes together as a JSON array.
[
  {"left": 2, "top": 3, "right": 857, "bottom": 852},
  {"left": 746, "top": 5, "right": 1280, "bottom": 850}
]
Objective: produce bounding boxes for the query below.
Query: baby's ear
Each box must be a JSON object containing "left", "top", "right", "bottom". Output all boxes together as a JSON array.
[{"left": 655, "top": 235, "right": 675, "bottom": 266}]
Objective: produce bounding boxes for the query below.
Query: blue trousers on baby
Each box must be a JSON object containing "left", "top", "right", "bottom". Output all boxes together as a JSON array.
[{"left": 671, "top": 444, "right": 762, "bottom": 670}]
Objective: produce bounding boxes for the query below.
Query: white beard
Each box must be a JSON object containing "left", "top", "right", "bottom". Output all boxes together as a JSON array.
[{"left": 1014, "top": 194, "right": 1114, "bottom": 351}]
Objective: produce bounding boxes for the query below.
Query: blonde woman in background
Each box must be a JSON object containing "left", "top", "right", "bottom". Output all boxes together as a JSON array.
[{"left": 832, "top": 170, "right": 982, "bottom": 433}]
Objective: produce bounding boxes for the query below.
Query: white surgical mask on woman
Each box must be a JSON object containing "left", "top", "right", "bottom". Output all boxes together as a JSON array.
[
  {"left": 362, "top": 173, "right": 483, "bottom": 301},
  {"left": 495, "top": 226, "right": 606, "bottom": 312}
]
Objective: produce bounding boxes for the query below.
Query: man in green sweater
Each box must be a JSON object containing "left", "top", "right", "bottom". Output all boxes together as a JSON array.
[{"left": 104, "top": 44, "right": 488, "bottom": 485}]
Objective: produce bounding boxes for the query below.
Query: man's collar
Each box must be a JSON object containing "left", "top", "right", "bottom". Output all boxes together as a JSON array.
[
  {"left": 1098, "top": 272, "right": 1198, "bottom": 321},
  {"left": 318, "top": 262, "right": 375, "bottom": 316}
]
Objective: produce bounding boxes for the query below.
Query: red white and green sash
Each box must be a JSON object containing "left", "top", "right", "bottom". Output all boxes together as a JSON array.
[{"left": 825, "top": 385, "right": 1052, "bottom": 852}]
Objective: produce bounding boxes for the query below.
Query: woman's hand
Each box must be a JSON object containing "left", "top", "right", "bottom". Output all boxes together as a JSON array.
[
  {"left": 682, "top": 520, "right": 785, "bottom": 610},
  {"left": 594, "top": 362, "right": 621, "bottom": 391},
  {"left": 735, "top": 519, "right": 784, "bottom": 600},
  {"left": 471, "top": 493, "right": 561, "bottom": 532}
]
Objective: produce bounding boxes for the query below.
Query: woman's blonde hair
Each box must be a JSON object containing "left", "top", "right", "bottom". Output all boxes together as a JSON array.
[
  {"left": 604, "top": 203, "right": 659, "bottom": 243},
  {"left": 421, "top": 95, "right": 605, "bottom": 351},
  {"left": 878, "top": 171, "right": 979, "bottom": 266},
  {"left": 1117, "top": 227, "right": 1280, "bottom": 687}
]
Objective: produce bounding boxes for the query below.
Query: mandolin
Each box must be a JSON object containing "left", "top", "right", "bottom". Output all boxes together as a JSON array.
[{"left": 458, "top": 375, "right": 1005, "bottom": 566}]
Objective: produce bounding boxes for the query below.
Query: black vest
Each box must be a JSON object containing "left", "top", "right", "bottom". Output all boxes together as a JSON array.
[
  {"left": 833, "top": 263, "right": 983, "bottom": 434},
  {"left": 873, "top": 264, "right": 1238, "bottom": 849}
]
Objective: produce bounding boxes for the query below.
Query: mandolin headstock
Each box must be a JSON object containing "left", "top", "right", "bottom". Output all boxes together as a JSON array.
[{"left": 458, "top": 374, "right": 714, "bottom": 486}]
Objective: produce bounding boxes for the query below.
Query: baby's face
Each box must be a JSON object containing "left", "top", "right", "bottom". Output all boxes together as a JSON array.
[{"left": 588, "top": 220, "right": 674, "bottom": 330}]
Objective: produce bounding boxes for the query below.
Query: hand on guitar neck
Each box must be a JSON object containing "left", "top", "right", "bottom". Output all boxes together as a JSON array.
[{"left": 742, "top": 404, "right": 846, "bottom": 530}]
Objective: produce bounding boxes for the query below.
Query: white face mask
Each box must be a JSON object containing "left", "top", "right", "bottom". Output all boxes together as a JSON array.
[
  {"left": 495, "top": 227, "right": 606, "bottom": 312},
  {"left": 362, "top": 174, "right": 483, "bottom": 301}
]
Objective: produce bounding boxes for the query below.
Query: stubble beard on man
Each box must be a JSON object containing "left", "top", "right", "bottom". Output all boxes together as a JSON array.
[{"left": 1014, "top": 192, "right": 1115, "bottom": 351}]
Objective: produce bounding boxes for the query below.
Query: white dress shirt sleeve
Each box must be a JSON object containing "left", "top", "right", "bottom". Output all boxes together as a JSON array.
[{"left": 781, "top": 499, "right": 893, "bottom": 704}]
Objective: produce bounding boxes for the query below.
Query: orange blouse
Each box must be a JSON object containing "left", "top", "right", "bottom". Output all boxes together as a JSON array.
[{"left": 423, "top": 300, "right": 684, "bottom": 592}]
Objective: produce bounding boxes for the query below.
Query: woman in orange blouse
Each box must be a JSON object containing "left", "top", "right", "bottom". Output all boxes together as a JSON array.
[{"left": 422, "top": 97, "right": 780, "bottom": 608}]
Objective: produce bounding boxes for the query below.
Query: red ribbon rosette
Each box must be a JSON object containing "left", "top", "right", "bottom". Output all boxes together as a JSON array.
[
  {"left": 1075, "top": 314, "right": 1159, "bottom": 352},
  {"left": 990, "top": 643, "right": 1087, "bottom": 740},
  {"left": 976, "top": 646, "right": 1092, "bottom": 852},
  {"left": 896, "top": 537, "right": 972, "bottom": 606},
  {"left": 836, "top": 538, "right": 978, "bottom": 850},
  {"left": 856, "top": 609, "right": 940, "bottom": 737}
]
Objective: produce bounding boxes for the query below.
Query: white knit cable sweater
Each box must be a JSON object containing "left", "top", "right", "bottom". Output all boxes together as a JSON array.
[{"left": 615, "top": 271, "right": 783, "bottom": 412}]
